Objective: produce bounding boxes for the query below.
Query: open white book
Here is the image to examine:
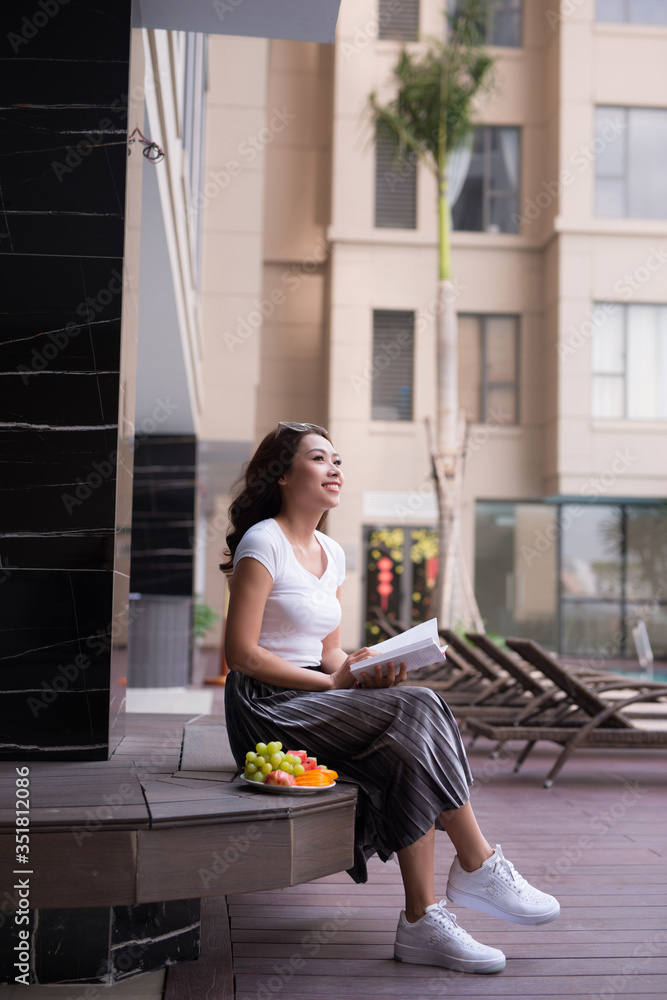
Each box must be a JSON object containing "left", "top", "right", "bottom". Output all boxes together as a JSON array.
[{"left": 349, "top": 618, "right": 447, "bottom": 680}]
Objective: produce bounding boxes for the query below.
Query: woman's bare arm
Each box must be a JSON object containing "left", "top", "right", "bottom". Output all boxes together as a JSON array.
[
  {"left": 226, "top": 563, "right": 402, "bottom": 690},
  {"left": 319, "top": 587, "right": 348, "bottom": 673},
  {"left": 225, "top": 557, "right": 337, "bottom": 691}
]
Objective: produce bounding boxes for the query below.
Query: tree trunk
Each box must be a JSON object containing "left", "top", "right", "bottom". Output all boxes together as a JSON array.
[{"left": 433, "top": 275, "right": 459, "bottom": 625}]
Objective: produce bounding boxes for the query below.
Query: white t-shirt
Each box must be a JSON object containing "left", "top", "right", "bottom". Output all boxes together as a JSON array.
[{"left": 232, "top": 518, "right": 346, "bottom": 668}]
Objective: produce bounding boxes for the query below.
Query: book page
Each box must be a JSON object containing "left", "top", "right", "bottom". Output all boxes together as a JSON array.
[{"left": 366, "top": 618, "right": 440, "bottom": 656}]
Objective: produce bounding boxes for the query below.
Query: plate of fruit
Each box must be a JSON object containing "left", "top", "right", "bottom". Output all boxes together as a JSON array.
[{"left": 240, "top": 742, "right": 338, "bottom": 794}]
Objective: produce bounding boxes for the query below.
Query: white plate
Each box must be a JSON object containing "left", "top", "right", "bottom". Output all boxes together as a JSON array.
[{"left": 239, "top": 775, "right": 337, "bottom": 795}]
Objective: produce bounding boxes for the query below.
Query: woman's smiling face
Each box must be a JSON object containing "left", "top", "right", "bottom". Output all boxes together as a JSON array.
[{"left": 280, "top": 433, "right": 343, "bottom": 512}]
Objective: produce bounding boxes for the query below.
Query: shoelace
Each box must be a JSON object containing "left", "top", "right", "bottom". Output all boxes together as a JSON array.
[
  {"left": 491, "top": 845, "right": 529, "bottom": 892},
  {"left": 429, "top": 902, "right": 471, "bottom": 940}
]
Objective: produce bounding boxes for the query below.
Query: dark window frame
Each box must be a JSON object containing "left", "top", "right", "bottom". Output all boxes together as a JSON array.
[
  {"left": 374, "top": 128, "right": 418, "bottom": 230},
  {"left": 378, "top": 0, "right": 420, "bottom": 42},
  {"left": 371, "top": 309, "right": 415, "bottom": 422},
  {"left": 474, "top": 498, "right": 667, "bottom": 657},
  {"left": 460, "top": 312, "right": 521, "bottom": 425},
  {"left": 449, "top": 0, "right": 523, "bottom": 48},
  {"left": 595, "top": 105, "right": 667, "bottom": 220},
  {"left": 591, "top": 301, "right": 667, "bottom": 420},
  {"left": 452, "top": 125, "right": 521, "bottom": 234}
]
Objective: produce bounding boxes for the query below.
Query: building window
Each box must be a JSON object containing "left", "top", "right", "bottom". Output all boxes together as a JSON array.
[
  {"left": 595, "top": 106, "right": 667, "bottom": 219},
  {"left": 458, "top": 314, "right": 519, "bottom": 424},
  {"left": 560, "top": 504, "right": 667, "bottom": 657},
  {"left": 592, "top": 303, "right": 667, "bottom": 419},
  {"left": 596, "top": 0, "right": 667, "bottom": 24},
  {"left": 375, "top": 129, "right": 417, "bottom": 229},
  {"left": 452, "top": 126, "right": 520, "bottom": 233},
  {"left": 371, "top": 310, "right": 414, "bottom": 420},
  {"left": 364, "top": 527, "right": 438, "bottom": 643},
  {"left": 475, "top": 502, "right": 558, "bottom": 648},
  {"left": 378, "top": 0, "right": 420, "bottom": 41},
  {"left": 450, "top": 0, "right": 522, "bottom": 47},
  {"left": 475, "top": 500, "right": 667, "bottom": 657}
]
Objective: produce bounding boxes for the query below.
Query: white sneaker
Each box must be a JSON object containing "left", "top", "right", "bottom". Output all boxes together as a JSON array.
[
  {"left": 447, "top": 844, "right": 560, "bottom": 925},
  {"left": 394, "top": 900, "right": 506, "bottom": 974}
]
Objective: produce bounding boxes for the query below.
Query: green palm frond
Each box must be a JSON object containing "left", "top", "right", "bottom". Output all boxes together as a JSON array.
[{"left": 368, "top": 1, "right": 496, "bottom": 178}]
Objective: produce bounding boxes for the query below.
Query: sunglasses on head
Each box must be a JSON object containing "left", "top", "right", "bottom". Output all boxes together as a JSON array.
[{"left": 275, "top": 421, "right": 328, "bottom": 436}]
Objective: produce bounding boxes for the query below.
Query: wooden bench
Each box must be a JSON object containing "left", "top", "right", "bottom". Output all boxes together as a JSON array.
[{"left": 0, "top": 713, "right": 358, "bottom": 988}]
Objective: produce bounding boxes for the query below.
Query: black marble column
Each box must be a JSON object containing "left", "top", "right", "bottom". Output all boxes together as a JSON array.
[
  {"left": 130, "top": 436, "right": 197, "bottom": 597},
  {"left": 1, "top": 900, "right": 200, "bottom": 986},
  {"left": 127, "top": 436, "right": 197, "bottom": 686},
  {"left": 0, "top": 0, "right": 137, "bottom": 759}
]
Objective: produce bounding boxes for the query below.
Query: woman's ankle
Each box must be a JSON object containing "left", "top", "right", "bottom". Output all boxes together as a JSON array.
[{"left": 457, "top": 846, "right": 494, "bottom": 872}]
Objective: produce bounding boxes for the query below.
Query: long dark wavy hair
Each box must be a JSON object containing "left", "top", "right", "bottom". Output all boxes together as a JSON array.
[{"left": 219, "top": 423, "right": 331, "bottom": 576}]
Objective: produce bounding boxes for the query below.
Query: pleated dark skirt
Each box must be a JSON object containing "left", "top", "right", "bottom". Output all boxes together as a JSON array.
[{"left": 224, "top": 669, "right": 473, "bottom": 883}]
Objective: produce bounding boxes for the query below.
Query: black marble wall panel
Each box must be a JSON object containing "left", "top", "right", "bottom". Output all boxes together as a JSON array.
[
  {"left": 0, "top": 0, "right": 134, "bottom": 759},
  {"left": 0, "top": 899, "right": 200, "bottom": 985},
  {"left": 130, "top": 437, "right": 197, "bottom": 596}
]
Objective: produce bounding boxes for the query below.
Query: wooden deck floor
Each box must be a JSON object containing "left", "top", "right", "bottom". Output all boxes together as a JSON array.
[{"left": 228, "top": 737, "right": 667, "bottom": 999}]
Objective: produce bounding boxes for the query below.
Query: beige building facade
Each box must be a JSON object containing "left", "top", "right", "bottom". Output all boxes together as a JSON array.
[{"left": 198, "top": 0, "right": 667, "bottom": 662}]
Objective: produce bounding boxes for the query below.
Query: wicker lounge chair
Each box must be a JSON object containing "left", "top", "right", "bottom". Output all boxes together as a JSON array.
[
  {"left": 399, "top": 626, "right": 568, "bottom": 723},
  {"left": 464, "top": 637, "right": 667, "bottom": 787},
  {"left": 366, "top": 608, "right": 479, "bottom": 692}
]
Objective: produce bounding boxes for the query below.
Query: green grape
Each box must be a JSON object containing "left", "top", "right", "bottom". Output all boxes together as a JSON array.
[
  {"left": 269, "top": 752, "right": 283, "bottom": 767},
  {"left": 281, "top": 763, "right": 294, "bottom": 774},
  {"left": 245, "top": 752, "right": 258, "bottom": 763},
  {"left": 255, "top": 755, "right": 266, "bottom": 766},
  {"left": 245, "top": 762, "right": 257, "bottom": 774},
  {"left": 293, "top": 763, "right": 305, "bottom": 776},
  {"left": 284, "top": 754, "right": 298, "bottom": 765},
  {"left": 261, "top": 762, "right": 272, "bottom": 775},
  {"left": 266, "top": 741, "right": 281, "bottom": 755},
  {"left": 251, "top": 772, "right": 265, "bottom": 782},
  {"left": 255, "top": 742, "right": 268, "bottom": 754}
]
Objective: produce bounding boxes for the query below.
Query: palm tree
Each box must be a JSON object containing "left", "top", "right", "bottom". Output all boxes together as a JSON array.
[{"left": 369, "top": 0, "right": 495, "bottom": 627}]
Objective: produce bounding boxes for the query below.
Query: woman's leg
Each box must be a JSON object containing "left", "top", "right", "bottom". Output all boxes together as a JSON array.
[
  {"left": 397, "top": 800, "right": 492, "bottom": 920},
  {"left": 396, "top": 825, "right": 437, "bottom": 923},
  {"left": 439, "top": 801, "right": 493, "bottom": 872}
]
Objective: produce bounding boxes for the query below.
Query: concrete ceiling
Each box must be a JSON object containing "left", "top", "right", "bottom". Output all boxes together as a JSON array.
[{"left": 133, "top": 0, "right": 342, "bottom": 43}]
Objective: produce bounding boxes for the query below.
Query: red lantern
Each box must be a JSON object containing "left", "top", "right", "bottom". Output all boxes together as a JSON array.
[
  {"left": 376, "top": 555, "right": 394, "bottom": 611},
  {"left": 426, "top": 556, "right": 438, "bottom": 590}
]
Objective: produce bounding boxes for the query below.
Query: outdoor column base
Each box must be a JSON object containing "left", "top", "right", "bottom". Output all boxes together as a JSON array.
[{"left": 1, "top": 899, "right": 200, "bottom": 986}]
